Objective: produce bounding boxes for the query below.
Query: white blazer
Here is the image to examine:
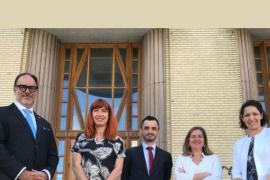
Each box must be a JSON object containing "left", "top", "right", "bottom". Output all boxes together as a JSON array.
[{"left": 232, "top": 128, "right": 270, "bottom": 180}]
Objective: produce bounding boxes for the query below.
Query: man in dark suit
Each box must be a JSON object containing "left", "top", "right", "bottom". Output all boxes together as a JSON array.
[
  {"left": 121, "top": 115, "right": 172, "bottom": 180},
  {"left": 0, "top": 73, "right": 59, "bottom": 180}
]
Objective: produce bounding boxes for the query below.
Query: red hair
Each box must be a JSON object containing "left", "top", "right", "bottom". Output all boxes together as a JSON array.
[{"left": 85, "top": 99, "right": 118, "bottom": 140}]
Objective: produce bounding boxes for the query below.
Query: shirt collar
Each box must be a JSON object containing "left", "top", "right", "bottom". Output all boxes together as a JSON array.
[
  {"left": 142, "top": 143, "right": 157, "bottom": 151},
  {"left": 14, "top": 101, "right": 34, "bottom": 113}
]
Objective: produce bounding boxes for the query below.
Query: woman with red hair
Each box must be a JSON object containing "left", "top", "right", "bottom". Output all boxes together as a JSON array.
[{"left": 71, "top": 99, "right": 125, "bottom": 180}]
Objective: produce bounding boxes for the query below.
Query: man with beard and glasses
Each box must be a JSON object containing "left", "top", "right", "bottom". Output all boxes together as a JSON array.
[
  {"left": 121, "top": 115, "right": 172, "bottom": 180},
  {"left": 0, "top": 73, "right": 58, "bottom": 180}
]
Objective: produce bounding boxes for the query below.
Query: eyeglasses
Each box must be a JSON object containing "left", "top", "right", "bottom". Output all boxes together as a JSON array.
[{"left": 15, "top": 85, "right": 38, "bottom": 93}]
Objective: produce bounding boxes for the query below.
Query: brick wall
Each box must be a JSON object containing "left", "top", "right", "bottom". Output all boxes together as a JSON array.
[
  {"left": 167, "top": 29, "right": 244, "bottom": 179},
  {"left": 0, "top": 29, "right": 25, "bottom": 106}
]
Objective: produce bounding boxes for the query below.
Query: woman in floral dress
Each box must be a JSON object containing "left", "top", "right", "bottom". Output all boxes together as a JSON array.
[{"left": 72, "top": 99, "right": 125, "bottom": 180}]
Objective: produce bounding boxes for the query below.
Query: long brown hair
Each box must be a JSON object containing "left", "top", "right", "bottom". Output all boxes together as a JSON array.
[
  {"left": 85, "top": 99, "right": 118, "bottom": 141},
  {"left": 182, "top": 126, "right": 213, "bottom": 156}
]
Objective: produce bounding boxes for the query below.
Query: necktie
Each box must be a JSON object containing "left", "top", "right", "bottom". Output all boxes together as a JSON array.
[
  {"left": 247, "top": 137, "right": 258, "bottom": 180},
  {"left": 23, "top": 109, "right": 36, "bottom": 139},
  {"left": 147, "top": 146, "right": 153, "bottom": 175}
]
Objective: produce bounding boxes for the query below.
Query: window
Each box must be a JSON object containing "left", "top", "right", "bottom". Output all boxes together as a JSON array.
[
  {"left": 54, "top": 44, "right": 141, "bottom": 180},
  {"left": 254, "top": 41, "right": 270, "bottom": 121}
]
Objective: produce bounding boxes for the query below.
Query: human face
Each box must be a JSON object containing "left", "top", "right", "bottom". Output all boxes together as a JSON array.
[
  {"left": 189, "top": 129, "right": 204, "bottom": 151},
  {"left": 92, "top": 107, "right": 109, "bottom": 127},
  {"left": 141, "top": 120, "right": 159, "bottom": 143},
  {"left": 14, "top": 75, "right": 38, "bottom": 108},
  {"left": 242, "top": 106, "right": 263, "bottom": 132}
]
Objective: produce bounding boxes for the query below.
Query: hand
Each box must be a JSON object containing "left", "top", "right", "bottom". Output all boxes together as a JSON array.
[
  {"left": 177, "top": 167, "right": 186, "bottom": 173},
  {"left": 31, "top": 170, "right": 48, "bottom": 180},
  {"left": 18, "top": 170, "right": 35, "bottom": 180},
  {"left": 193, "top": 172, "right": 211, "bottom": 180}
]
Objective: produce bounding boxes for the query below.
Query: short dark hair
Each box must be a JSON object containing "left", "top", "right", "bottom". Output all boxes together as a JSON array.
[
  {"left": 140, "top": 115, "right": 160, "bottom": 129},
  {"left": 183, "top": 126, "right": 213, "bottom": 156},
  {"left": 14, "top": 73, "right": 39, "bottom": 87},
  {"left": 239, "top": 99, "right": 268, "bottom": 129}
]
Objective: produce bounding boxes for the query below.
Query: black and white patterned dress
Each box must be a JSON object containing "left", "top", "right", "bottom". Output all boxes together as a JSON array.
[{"left": 72, "top": 133, "right": 125, "bottom": 180}]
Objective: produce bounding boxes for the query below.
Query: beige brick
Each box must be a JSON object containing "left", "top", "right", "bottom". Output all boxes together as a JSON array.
[{"left": 0, "top": 29, "right": 25, "bottom": 106}]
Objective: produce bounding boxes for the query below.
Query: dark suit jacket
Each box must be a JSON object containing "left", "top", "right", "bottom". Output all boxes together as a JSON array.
[
  {"left": 0, "top": 103, "right": 59, "bottom": 180},
  {"left": 121, "top": 144, "right": 172, "bottom": 180}
]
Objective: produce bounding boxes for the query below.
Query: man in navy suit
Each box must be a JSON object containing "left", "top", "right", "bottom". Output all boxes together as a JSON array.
[
  {"left": 0, "top": 73, "right": 58, "bottom": 180},
  {"left": 121, "top": 115, "right": 172, "bottom": 180}
]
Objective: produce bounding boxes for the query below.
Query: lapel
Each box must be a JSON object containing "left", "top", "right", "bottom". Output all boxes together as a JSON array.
[
  {"left": 151, "top": 146, "right": 160, "bottom": 175},
  {"left": 138, "top": 145, "right": 149, "bottom": 176},
  {"left": 9, "top": 103, "right": 36, "bottom": 141}
]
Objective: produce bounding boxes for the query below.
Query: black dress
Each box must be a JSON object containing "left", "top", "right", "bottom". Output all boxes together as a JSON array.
[{"left": 72, "top": 133, "right": 125, "bottom": 180}]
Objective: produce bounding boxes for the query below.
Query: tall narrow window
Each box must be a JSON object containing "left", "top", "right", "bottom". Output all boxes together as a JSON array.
[
  {"left": 254, "top": 41, "right": 270, "bottom": 121},
  {"left": 54, "top": 44, "right": 141, "bottom": 180}
]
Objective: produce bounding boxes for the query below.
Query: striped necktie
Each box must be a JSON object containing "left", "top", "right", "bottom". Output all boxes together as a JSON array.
[{"left": 247, "top": 137, "right": 258, "bottom": 180}]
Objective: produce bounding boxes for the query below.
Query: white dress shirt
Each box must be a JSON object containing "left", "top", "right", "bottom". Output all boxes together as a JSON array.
[
  {"left": 142, "top": 143, "right": 156, "bottom": 175},
  {"left": 174, "top": 154, "right": 222, "bottom": 180},
  {"left": 232, "top": 128, "right": 270, "bottom": 180}
]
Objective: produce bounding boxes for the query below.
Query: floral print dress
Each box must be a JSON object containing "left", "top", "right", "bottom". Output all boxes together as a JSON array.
[{"left": 72, "top": 133, "right": 125, "bottom": 180}]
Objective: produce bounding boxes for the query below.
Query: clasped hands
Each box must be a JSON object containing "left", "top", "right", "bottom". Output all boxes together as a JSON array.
[{"left": 19, "top": 169, "right": 48, "bottom": 180}]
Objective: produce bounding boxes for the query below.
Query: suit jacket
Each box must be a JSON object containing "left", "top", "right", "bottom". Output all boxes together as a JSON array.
[
  {"left": 121, "top": 144, "right": 172, "bottom": 180},
  {"left": 0, "top": 103, "right": 59, "bottom": 180}
]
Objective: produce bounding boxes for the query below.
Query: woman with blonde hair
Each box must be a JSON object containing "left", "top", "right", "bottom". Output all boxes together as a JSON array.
[{"left": 174, "top": 126, "right": 222, "bottom": 180}]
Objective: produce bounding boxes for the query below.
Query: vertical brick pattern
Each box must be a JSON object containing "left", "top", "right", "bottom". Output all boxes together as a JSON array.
[
  {"left": 28, "top": 29, "right": 60, "bottom": 124},
  {"left": 142, "top": 29, "right": 167, "bottom": 148},
  {"left": 0, "top": 29, "right": 25, "bottom": 106},
  {"left": 168, "top": 29, "right": 243, "bottom": 179}
]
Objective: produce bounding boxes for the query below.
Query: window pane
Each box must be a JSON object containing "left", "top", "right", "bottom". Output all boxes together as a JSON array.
[
  {"left": 256, "top": 73, "right": 263, "bottom": 85},
  {"left": 58, "top": 140, "right": 65, "bottom": 156},
  {"left": 72, "top": 106, "right": 80, "bottom": 130},
  {"left": 267, "top": 47, "right": 270, "bottom": 68},
  {"left": 62, "top": 89, "right": 68, "bottom": 102},
  {"left": 63, "top": 74, "right": 69, "bottom": 87},
  {"left": 88, "top": 89, "right": 112, "bottom": 107},
  {"left": 254, "top": 47, "right": 260, "bottom": 58},
  {"left": 76, "top": 48, "right": 86, "bottom": 68},
  {"left": 65, "top": 48, "right": 71, "bottom": 61},
  {"left": 132, "top": 117, "right": 138, "bottom": 130},
  {"left": 132, "top": 103, "right": 138, "bottom": 116},
  {"left": 133, "top": 74, "right": 138, "bottom": 88},
  {"left": 76, "top": 61, "right": 87, "bottom": 87},
  {"left": 56, "top": 174, "right": 63, "bottom": 180},
  {"left": 115, "top": 60, "right": 125, "bottom": 87},
  {"left": 131, "top": 140, "right": 138, "bottom": 147},
  {"left": 60, "top": 117, "right": 66, "bottom": 130},
  {"left": 89, "top": 48, "right": 113, "bottom": 87},
  {"left": 119, "top": 48, "right": 127, "bottom": 68},
  {"left": 258, "top": 87, "right": 264, "bottom": 101},
  {"left": 132, "top": 88, "right": 138, "bottom": 102},
  {"left": 57, "top": 157, "right": 64, "bottom": 172},
  {"left": 64, "top": 61, "right": 70, "bottom": 73},
  {"left": 133, "top": 61, "right": 138, "bottom": 73},
  {"left": 255, "top": 60, "right": 261, "bottom": 71},
  {"left": 61, "top": 103, "right": 67, "bottom": 116},
  {"left": 118, "top": 107, "right": 126, "bottom": 131},
  {"left": 133, "top": 48, "right": 138, "bottom": 60},
  {"left": 75, "top": 88, "right": 87, "bottom": 121}
]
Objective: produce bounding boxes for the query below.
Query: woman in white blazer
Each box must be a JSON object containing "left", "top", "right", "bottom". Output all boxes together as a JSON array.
[
  {"left": 174, "top": 126, "right": 222, "bottom": 180},
  {"left": 232, "top": 100, "right": 270, "bottom": 180}
]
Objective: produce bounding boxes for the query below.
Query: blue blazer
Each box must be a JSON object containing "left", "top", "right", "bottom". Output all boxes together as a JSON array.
[
  {"left": 121, "top": 144, "right": 172, "bottom": 180},
  {"left": 0, "top": 103, "right": 59, "bottom": 179}
]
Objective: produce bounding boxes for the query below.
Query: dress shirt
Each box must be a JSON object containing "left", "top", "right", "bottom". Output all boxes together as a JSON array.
[
  {"left": 232, "top": 128, "right": 270, "bottom": 180},
  {"left": 142, "top": 143, "right": 156, "bottom": 175},
  {"left": 174, "top": 154, "right": 222, "bottom": 180},
  {"left": 14, "top": 102, "right": 51, "bottom": 180}
]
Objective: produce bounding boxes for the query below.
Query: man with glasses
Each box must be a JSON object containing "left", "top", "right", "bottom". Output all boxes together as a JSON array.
[{"left": 0, "top": 73, "right": 58, "bottom": 180}]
